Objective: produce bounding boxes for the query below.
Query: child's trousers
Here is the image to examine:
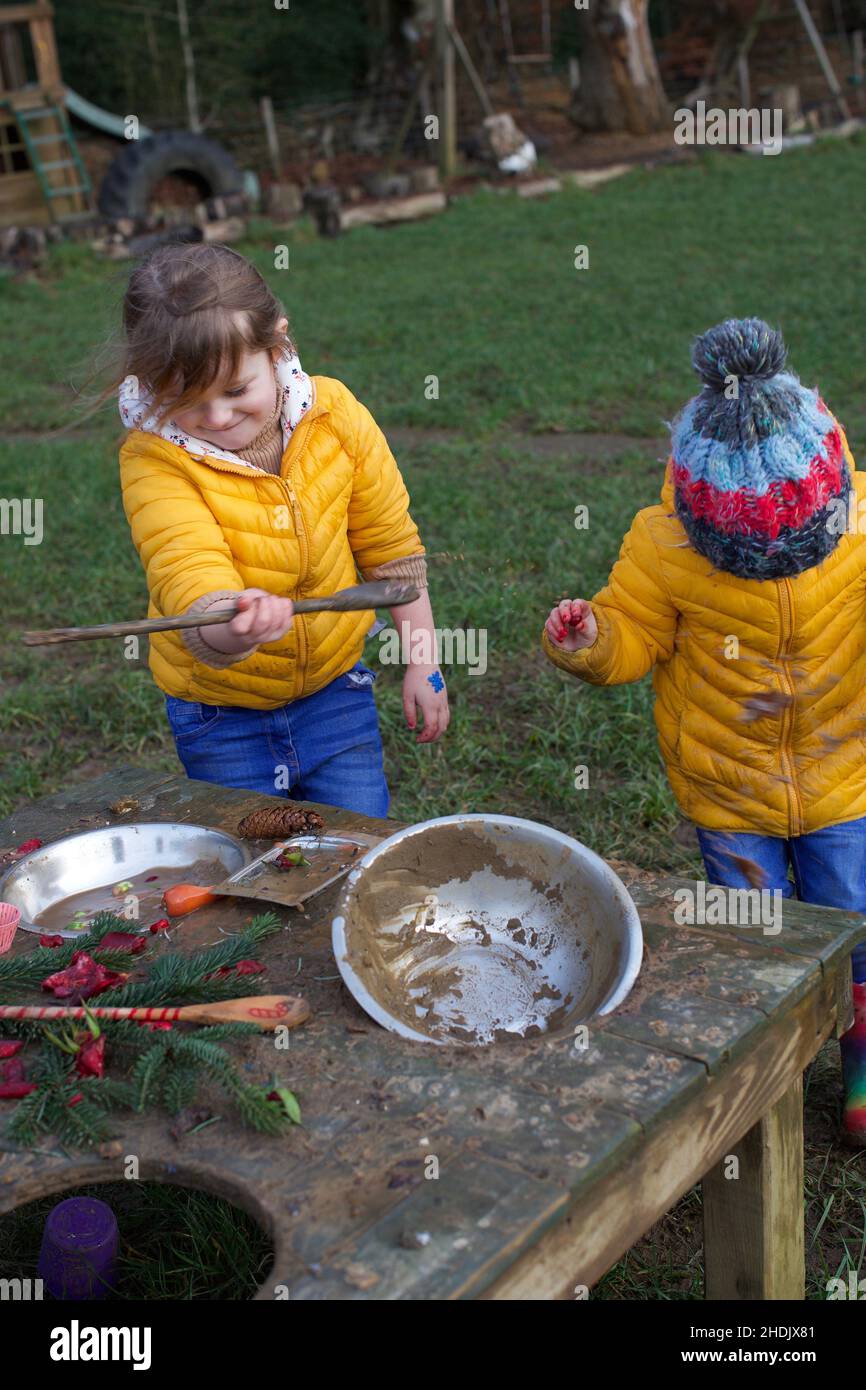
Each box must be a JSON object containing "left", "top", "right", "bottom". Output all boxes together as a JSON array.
[
  {"left": 164, "top": 660, "right": 389, "bottom": 819},
  {"left": 696, "top": 816, "right": 866, "bottom": 982}
]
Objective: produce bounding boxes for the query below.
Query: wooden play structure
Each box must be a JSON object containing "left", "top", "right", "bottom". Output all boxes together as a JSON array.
[{"left": 0, "top": 2, "right": 91, "bottom": 227}]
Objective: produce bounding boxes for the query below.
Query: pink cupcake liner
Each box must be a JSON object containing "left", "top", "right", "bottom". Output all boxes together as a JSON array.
[{"left": 0, "top": 902, "right": 20, "bottom": 955}]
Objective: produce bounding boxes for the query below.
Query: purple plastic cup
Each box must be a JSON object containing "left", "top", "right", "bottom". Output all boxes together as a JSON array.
[{"left": 37, "top": 1196, "right": 119, "bottom": 1299}]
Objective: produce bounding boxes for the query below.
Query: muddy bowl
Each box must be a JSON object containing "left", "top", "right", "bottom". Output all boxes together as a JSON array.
[
  {"left": 332, "top": 813, "right": 643, "bottom": 1046},
  {"left": 0, "top": 824, "right": 250, "bottom": 938}
]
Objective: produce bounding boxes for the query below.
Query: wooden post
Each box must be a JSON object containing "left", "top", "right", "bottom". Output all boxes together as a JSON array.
[
  {"left": 853, "top": 31, "right": 865, "bottom": 113},
  {"left": 260, "top": 96, "right": 281, "bottom": 179},
  {"left": 176, "top": 0, "right": 201, "bottom": 133},
  {"left": 702, "top": 1075, "right": 804, "bottom": 1300},
  {"left": 435, "top": 0, "right": 457, "bottom": 179},
  {"left": 736, "top": 53, "right": 750, "bottom": 109}
]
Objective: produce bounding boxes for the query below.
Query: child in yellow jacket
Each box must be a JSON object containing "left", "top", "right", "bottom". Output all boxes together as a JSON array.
[
  {"left": 116, "top": 242, "right": 449, "bottom": 817},
  {"left": 542, "top": 318, "right": 866, "bottom": 1143}
]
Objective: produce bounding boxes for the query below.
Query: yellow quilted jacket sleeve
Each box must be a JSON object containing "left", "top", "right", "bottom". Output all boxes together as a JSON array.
[
  {"left": 120, "top": 440, "right": 245, "bottom": 617},
  {"left": 541, "top": 509, "right": 678, "bottom": 684},
  {"left": 342, "top": 389, "right": 425, "bottom": 572}
]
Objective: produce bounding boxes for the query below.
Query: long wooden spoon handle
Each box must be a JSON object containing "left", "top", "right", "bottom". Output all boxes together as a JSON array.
[{"left": 0, "top": 994, "right": 310, "bottom": 1031}]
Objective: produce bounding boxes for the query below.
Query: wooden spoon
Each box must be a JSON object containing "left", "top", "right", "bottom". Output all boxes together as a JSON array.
[
  {"left": 22, "top": 580, "right": 419, "bottom": 647},
  {"left": 0, "top": 994, "right": 310, "bottom": 1031}
]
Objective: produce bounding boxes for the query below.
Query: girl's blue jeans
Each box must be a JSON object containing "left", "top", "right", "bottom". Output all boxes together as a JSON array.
[
  {"left": 164, "top": 661, "right": 389, "bottom": 819},
  {"left": 696, "top": 817, "right": 866, "bottom": 983}
]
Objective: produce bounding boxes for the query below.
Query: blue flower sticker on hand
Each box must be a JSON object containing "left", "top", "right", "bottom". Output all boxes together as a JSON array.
[{"left": 427, "top": 670, "right": 445, "bottom": 693}]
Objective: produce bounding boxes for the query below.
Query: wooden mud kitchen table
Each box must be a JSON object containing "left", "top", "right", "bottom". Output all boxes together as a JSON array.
[{"left": 1, "top": 769, "right": 864, "bottom": 1301}]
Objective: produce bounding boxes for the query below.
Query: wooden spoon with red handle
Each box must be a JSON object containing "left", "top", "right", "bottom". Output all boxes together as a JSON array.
[{"left": 0, "top": 994, "right": 310, "bottom": 1031}]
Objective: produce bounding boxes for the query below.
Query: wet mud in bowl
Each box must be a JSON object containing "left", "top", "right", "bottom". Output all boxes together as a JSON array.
[{"left": 333, "top": 814, "right": 643, "bottom": 1046}]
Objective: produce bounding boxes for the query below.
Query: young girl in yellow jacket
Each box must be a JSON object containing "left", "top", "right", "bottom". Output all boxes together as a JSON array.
[
  {"left": 542, "top": 318, "right": 866, "bottom": 1143},
  {"left": 116, "top": 242, "right": 449, "bottom": 817}
]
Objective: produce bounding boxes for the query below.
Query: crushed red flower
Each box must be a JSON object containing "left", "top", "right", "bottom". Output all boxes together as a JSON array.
[
  {"left": 96, "top": 932, "right": 148, "bottom": 955},
  {"left": 39, "top": 934, "right": 65, "bottom": 948},
  {"left": 75, "top": 1034, "right": 106, "bottom": 1078},
  {"left": 0, "top": 1056, "right": 33, "bottom": 1098},
  {"left": 0, "top": 1082, "right": 36, "bottom": 1099},
  {"left": 42, "top": 951, "right": 128, "bottom": 1000},
  {"left": 206, "top": 958, "right": 265, "bottom": 981},
  {"left": 234, "top": 959, "right": 265, "bottom": 976},
  {"left": 15, "top": 838, "right": 42, "bottom": 855},
  {"left": 0, "top": 1041, "right": 23, "bottom": 1058}
]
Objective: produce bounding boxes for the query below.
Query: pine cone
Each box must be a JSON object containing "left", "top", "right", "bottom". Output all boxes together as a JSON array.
[{"left": 237, "top": 806, "right": 326, "bottom": 839}]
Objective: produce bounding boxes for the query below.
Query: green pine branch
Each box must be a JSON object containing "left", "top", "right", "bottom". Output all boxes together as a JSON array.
[{"left": 0, "top": 912, "right": 292, "bottom": 1147}]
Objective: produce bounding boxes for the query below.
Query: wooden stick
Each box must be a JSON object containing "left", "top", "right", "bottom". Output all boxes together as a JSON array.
[
  {"left": 21, "top": 580, "right": 419, "bottom": 647},
  {"left": 0, "top": 994, "right": 310, "bottom": 1031},
  {"left": 260, "top": 95, "right": 282, "bottom": 179},
  {"left": 447, "top": 21, "right": 494, "bottom": 117},
  {"left": 435, "top": 0, "right": 457, "bottom": 178},
  {"left": 792, "top": 0, "right": 851, "bottom": 121}
]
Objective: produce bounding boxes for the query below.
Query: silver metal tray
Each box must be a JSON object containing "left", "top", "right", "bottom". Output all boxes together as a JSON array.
[
  {"left": 215, "top": 832, "right": 385, "bottom": 909},
  {"left": 0, "top": 823, "right": 250, "bottom": 937}
]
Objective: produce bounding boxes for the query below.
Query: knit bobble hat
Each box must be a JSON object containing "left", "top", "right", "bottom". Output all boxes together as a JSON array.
[{"left": 670, "top": 318, "right": 850, "bottom": 580}]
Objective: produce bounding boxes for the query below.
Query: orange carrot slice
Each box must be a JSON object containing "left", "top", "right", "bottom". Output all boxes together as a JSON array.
[{"left": 162, "top": 883, "right": 222, "bottom": 917}]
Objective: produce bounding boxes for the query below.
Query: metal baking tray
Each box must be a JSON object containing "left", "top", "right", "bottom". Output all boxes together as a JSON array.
[{"left": 213, "top": 831, "right": 385, "bottom": 909}]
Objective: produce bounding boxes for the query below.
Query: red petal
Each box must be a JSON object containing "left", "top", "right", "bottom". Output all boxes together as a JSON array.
[
  {"left": 42, "top": 952, "right": 129, "bottom": 1000},
  {"left": 97, "top": 931, "right": 148, "bottom": 954},
  {"left": 147, "top": 919, "right": 170, "bottom": 934},
  {"left": 0, "top": 1041, "right": 23, "bottom": 1058},
  {"left": 235, "top": 959, "right": 265, "bottom": 976},
  {"left": 0, "top": 1082, "right": 36, "bottom": 1099},
  {"left": 39, "top": 934, "right": 65, "bottom": 948},
  {"left": 2, "top": 1057, "right": 26, "bottom": 1082},
  {"left": 75, "top": 1036, "right": 106, "bottom": 1078},
  {"left": 68, "top": 1092, "right": 83, "bottom": 1107},
  {"left": 15, "top": 838, "right": 42, "bottom": 855}
]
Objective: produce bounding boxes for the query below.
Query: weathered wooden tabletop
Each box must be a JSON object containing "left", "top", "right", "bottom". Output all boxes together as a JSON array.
[{"left": 1, "top": 768, "right": 864, "bottom": 1301}]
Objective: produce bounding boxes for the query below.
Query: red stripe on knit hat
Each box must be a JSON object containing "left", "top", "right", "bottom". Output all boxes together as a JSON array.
[{"left": 673, "top": 427, "right": 844, "bottom": 540}]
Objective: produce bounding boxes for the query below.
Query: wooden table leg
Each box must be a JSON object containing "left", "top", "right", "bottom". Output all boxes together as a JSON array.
[{"left": 702, "top": 1072, "right": 804, "bottom": 1300}]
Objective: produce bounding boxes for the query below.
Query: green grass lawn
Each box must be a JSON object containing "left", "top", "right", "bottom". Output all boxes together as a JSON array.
[{"left": 1, "top": 135, "right": 865, "bottom": 1297}]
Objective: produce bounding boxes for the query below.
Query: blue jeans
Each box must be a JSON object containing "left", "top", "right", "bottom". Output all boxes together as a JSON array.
[
  {"left": 696, "top": 818, "right": 866, "bottom": 982},
  {"left": 164, "top": 661, "right": 389, "bottom": 818}
]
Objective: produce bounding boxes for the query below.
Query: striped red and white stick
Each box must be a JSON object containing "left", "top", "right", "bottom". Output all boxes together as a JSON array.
[{"left": 0, "top": 994, "right": 310, "bottom": 1032}]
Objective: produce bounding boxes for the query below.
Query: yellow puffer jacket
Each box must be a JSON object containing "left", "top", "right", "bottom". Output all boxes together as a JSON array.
[
  {"left": 541, "top": 430, "right": 866, "bottom": 835},
  {"left": 120, "top": 376, "right": 424, "bottom": 708}
]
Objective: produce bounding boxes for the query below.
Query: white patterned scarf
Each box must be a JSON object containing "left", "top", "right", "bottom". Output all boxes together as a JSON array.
[{"left": 118, "top": 346, "right": 314, "bottom": 467}]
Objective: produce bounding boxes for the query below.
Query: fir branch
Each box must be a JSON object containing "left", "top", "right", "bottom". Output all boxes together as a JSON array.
[
  {"left": 95, "top": 912, "right": 283, "bottom": 1009},
  {"left": 0, "top": 911, "right": 153, "bottom": 996},
  {"left": 130, "top": 1047, "right": 168, "bottom": 1112},
  {"left": 161, "top": 1065, "right": 199, "bottom": 1115},
  {"left": 0, "top": 911, "right": 292, "bottom": 1146}
]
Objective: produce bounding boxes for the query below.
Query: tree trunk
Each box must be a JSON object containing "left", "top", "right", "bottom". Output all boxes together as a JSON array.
[{"left": 571, "top": 0, "right": 670, "bottom": 135}]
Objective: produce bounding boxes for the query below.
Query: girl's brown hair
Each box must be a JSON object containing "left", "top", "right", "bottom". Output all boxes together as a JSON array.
[{"left": 81, "top": 241, "right": 293, "bottom": 429}]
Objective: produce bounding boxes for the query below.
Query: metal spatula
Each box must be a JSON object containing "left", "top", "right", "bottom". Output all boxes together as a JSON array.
[{"left": 22, "top": 580, "right": 419, "bottom": 647}]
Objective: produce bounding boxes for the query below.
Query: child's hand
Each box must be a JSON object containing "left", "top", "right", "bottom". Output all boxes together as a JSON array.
[
  {"left": 403, "top": 665, "right": 450, "bottom": 744},
  {"left": 229, "top": 589, "right": 294, "bottom": 645},
  {"left": 545, "top": 598, "right": 597, "bottom": 652},
  {"left": 201, "top": 588, "right": 294, "bottom": 655}
]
